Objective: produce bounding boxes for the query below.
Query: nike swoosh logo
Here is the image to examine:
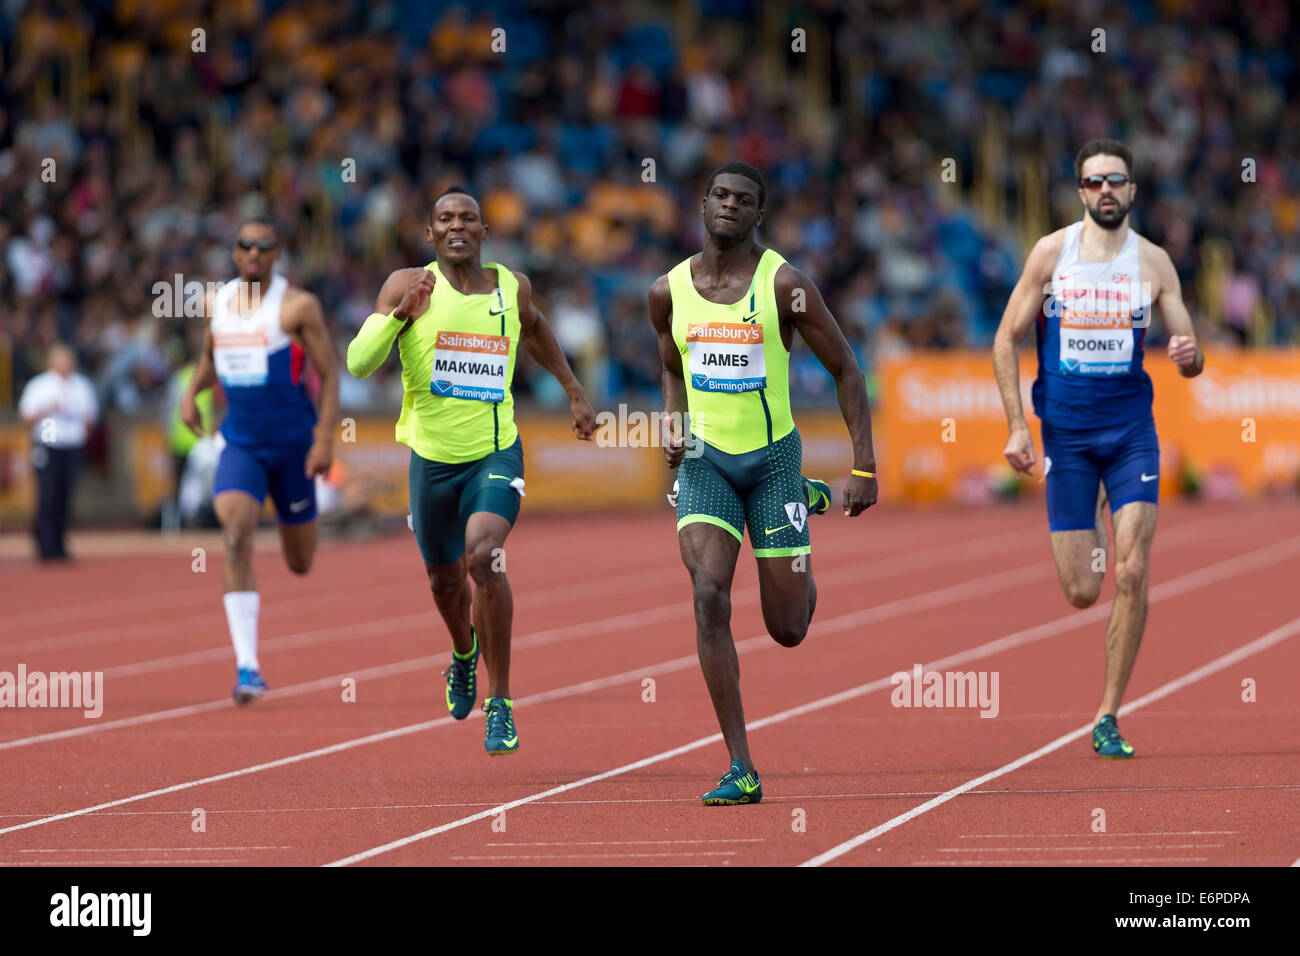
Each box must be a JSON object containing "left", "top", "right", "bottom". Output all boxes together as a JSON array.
[
  {"left": 289, "top": 499, "right": 311, "bottom": 512},
  {"left": 742, "top": 312, "right": 759, "bottom": 322},
  {"left": 487, "top": 473, "right": 512, "bottom": 481},
  {"left": 764, "top": 526, "right": 787, "bottom": 536},
  {"left": 500, "top": 736, "right": 518, "bottom": 747},
  {"left": 736, "top": 774, "right": 760, "bottom": 793},
  {"left": 1140, "top": 473, "right": 1158, "bottom": 482},
  {"left": 488, "top": 306, "right": 510, "bottom": 316}
]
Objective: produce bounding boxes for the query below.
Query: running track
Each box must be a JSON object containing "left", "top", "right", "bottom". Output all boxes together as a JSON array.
[{"left": 1, "top": 501, "right": 1298, "bottom": 867}]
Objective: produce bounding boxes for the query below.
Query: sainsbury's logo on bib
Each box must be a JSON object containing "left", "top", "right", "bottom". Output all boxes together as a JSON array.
[
  {"left": 686, "top": 323, "right": 766, "bottom": 393},
  {"left": 431, "top": 331, "right": 510, "bottom": 402}
]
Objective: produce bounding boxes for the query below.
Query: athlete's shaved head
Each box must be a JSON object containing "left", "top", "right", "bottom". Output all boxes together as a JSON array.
[
  {"left": 706, "top": 162, "right": 766, "bottom": 209},
  {"left": 432, "top": 186, "right": 481, "bottom": 218}
]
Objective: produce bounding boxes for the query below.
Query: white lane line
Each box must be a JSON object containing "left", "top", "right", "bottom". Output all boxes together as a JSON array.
[
  {"left": 18, "top": 846, "right": 290, "bottom": 852},
  {"left": 0, "top": 656, "right": 440, "bottom": 751},
  {"left": 0, "top": 859, "right": 246, "bottom": 866},
  {"left": 799, "top": 610, "right": 1300, "bottom": 867},
  {"left": 324, "top": 536, "right": 1300, "bottom": 867},
  {"left": 912, "top": 858, "right": 1210, "bottom": 866},
  {"left": 958, "top": 831, "right": 1237, "bottom": 838},
  {"left": 0, "top": 530, "right": 1059, "bottom": 749},
  {"left": 484, "top": 839, "right": 765, "bottom": 847},
  {"left": 937, "top": 843, "right": 1225, "bottom": 852}
]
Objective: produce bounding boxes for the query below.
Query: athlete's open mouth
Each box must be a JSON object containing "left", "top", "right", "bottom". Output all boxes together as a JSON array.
[
  {"left": 716, "top": 214, "right": 737, "bottom": 224},
  {"left": 448, "top": 237, "right": 468, "bottom": 247}
]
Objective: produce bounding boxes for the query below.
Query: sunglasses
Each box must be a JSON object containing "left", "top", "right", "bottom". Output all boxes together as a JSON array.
[
  {"left": 236, "top": 238, "right": 277, "bottom": 251},
  {"left": 1079, "top": 173, "right": 1131, "bottom": 190}
]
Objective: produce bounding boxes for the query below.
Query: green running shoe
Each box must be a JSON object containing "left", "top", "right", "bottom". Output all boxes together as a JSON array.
[
  {"left": 483, "top": 697, "right": 519, "bottom": 755},
  {"left": 443, "top": 629, "right": 479, "bottom": 720},
  {"left": 804, "top": 477, "right": 831, "bottom": 516},
  {"left": 702, "top": 758, "right": 762, "bottom": 806},
  {"left": 1092, "top": 714, "right": 1135, "bottom": 758}
]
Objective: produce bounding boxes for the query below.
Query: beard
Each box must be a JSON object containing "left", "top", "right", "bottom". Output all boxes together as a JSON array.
[{"left": 1089, "top": 198, "right": 1129, "bottom": 230}]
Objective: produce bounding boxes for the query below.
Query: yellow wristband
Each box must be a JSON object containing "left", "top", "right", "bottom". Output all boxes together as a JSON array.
[{"left": 851, "top": 469, "right": 876, "bottom": 479}]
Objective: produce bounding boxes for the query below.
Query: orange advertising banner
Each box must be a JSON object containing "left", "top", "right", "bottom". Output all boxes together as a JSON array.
[{"left": 872, "top": 350, "right": 1300, "bottom": 503}]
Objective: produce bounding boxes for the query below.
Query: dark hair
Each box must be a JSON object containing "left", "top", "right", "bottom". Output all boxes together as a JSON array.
[
  {"left": 1075, "top": 139, "right": 1133, "bottom": 181},
  {"left": 236, "top": 214, "right": 279, "bottom": 242},
  {"left": 706, "top": 162, "right": 766, "bottom": 209}
]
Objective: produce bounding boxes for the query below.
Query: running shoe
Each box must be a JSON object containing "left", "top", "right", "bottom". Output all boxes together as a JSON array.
[
  {"left": 443, "top": 629, "right": 479, "bottom": 720},
  {"left": 702, "top": 758, "right": 762, "bottom": 805},
  {"left": 804, "top": 477, "right": 831, "bottom": 516},
  {"left": 1092, "top": 714, "right": 1135, "bottom": 758},
  {"left": 483, "top": 697, "right": 519, "bottom": 755},
  {"left": 232, "top": 668, "right": 268, "bottom": 706}
]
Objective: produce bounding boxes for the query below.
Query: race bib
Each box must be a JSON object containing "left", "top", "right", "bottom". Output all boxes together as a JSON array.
[
  {"left": 686, "top": 322, "right": 766, "bottom": 393},
  {"left": 431, "top": 331, "right": 510, "bottom": 401},
  {"left": 1059, "top": 308, "right": 1133, "bottom": 376},
  {"left": 213, "top": 331, "right": 269, "bottom": 386}
]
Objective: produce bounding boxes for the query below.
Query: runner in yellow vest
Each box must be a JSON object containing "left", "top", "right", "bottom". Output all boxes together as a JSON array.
[
  {"left": 347, "top": 186, "right": 596, "bottom": 756},
  {"left": 648, "top": 163, "right": 879, "bottom": 805}
]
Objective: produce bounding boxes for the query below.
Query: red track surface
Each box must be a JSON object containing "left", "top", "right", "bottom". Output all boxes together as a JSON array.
[{"left": 2, "top": 501, "right": 1298, "bottom": 867}]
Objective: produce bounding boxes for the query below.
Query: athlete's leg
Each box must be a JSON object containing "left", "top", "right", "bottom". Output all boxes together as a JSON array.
[
  {"left": 1093, "top": 415, "right": 1162, "bottom": 726},
  {"left": 679, "top": 522, "right": 748, "bottom": 766},
  {"left": 464, "top": 511, "right": 514, "bottom": 700},
  {"left": 1095, "top": 500, "right": 1158, "bottom": 723},
  {"left": 756, "top": 555, "right": 816, "bottom": 648},
  {"left": 745, "top": 429, "right": 816, "bottom": 646},
  {"left": 424, "top": 555, "right": 474, "bottom": 656},
  {"left": 266, "top": 438, "right": 319, "bottom": 575},
  {"left": 1049, "top": 482, "right": 1108, "bottom": 609},
  {"left": 277, "top": 520, "right": 317, "bottom": 575},
  {"left": 216, "top": 490, "right": 262, "bottom": 593}
]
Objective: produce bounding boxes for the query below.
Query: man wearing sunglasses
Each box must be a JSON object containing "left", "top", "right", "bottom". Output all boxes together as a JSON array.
[
  {"left": 180, "top": 216, "right": 340, "bottom": 704},
  {"left": 993, "top": 138, "right": 1203, "bottom": 758}
]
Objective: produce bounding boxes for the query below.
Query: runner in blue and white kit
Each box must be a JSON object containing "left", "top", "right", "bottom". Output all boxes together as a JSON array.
[
  {"left": 993, "top": 139, "right": 1204, "bottom": 758},
  {"left": 181, "top": 217, "right": 340, "bottom": 704}
]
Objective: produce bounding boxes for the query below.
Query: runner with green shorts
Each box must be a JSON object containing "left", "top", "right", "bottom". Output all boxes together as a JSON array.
[
  {"left": 648, "top": 163, "right": 879, "bottom": 804},
  {"left": 347, "top": 186, "right": 596, "bottom": 756}
]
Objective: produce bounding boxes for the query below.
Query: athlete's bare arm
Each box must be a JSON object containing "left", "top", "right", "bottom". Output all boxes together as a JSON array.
[
  {"left": 282, "top": 288, "right": 340, "bottom": 477},
  {"left": 648, "top": 274, "right": 687, "bottom": 469},
  {"left": 1142, "top": 241, "right": 1204, "bottom": 378},
  {"left": 993, "top": 230, "right": 1066, "bottom": 476},
  {"left": 774, "top": 264, "right": 877, "bottom": 515},
  {"left": 379, "top": 267, "right": 436, "bottom": 326},
  {"left": 515, "top": 271, "right": 596, "bottom": 441},
  {"left": 181, "top": 290, "right": 219, "bottom": 436}
]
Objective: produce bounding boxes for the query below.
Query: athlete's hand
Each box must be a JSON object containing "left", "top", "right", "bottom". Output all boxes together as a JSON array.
[
  {"left": 843, "top": 474, "right": 877, "bottom": 517},
  {"left": 1168, "top": 335, "right": 1198, "bottom": 371},
  {"left": 570, "top": 393, "right": 596, "bottom": 441},
  {"left": 305, "top": 439, "right": 333, "bottom": 479},
  {"left": 180, "top": 391, "right": 204, "bottom": 437},
  {"left": 393, "top": 270, "right": 436, "bottom": 321},
  {"left": 662, "top": 413, "right": 685, "bottom": 469},
  {"left": 1004, "top": 426, "right": 1036, "bottom": 477}
]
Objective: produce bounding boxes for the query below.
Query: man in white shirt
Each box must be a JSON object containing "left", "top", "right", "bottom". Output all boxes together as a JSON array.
[{"left": 18, "top": 344, "right": 99, "bottom": 561}]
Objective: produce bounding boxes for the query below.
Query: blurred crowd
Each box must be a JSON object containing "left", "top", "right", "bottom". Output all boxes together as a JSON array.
[{"left": 1, "top": 0, "right": 1296, "bottom": 429}]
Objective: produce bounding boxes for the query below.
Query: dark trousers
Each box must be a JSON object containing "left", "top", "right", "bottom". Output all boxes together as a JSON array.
[{"left": 32, "top": 444, "right": 79, "bottom": 560}]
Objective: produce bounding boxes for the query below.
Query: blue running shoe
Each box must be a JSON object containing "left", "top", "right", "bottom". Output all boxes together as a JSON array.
[
  {"left": 804, "top": 477, "right": 831, "bottom": 516},
  {"left": 702, "top": 758, "right": 762, "bottom": 806},
  {"left": 483, "top": 697, "right": 519, "bottom": 755},
  {"left": 443, "top": 629, "right": 479, "bottom": 720},
  {"left": 232, "top": 668, "right": 268, "bottom": 706},
  {"left": 1092, "top": 714, "right": 1135, "bottom": 758}
]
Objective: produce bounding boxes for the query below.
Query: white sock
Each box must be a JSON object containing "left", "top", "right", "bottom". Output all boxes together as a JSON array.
[{"left": 223, "top": 590, "right": 260, "bottom": 671}]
